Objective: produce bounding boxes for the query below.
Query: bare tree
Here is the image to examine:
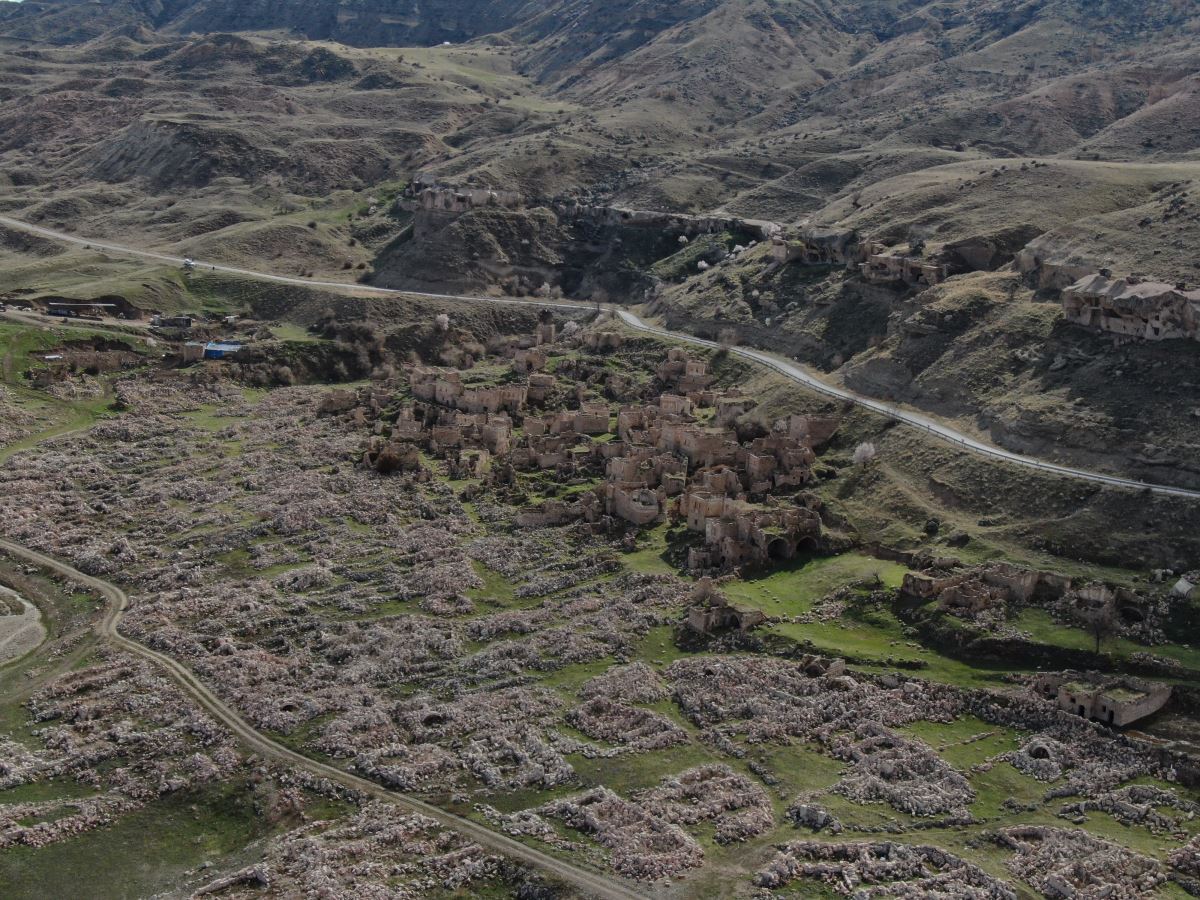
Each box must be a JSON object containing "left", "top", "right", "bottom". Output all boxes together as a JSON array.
[
  {"left": 853, "top": 442, "right": 878, "bottom": 467},
  {"left": 1083, "top": 601, "right": 1117, "bottom": 655}
]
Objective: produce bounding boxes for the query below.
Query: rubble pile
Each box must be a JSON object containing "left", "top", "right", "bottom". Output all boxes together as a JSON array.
[
  {"left": 1169, "top": 835, "right": 1200, "bottom": 878},
  {"left": 666, "top": 656, "right": 961, "bottom": 745},
  {"left": 536, "top": 787, "right": 704, "bottom": 879},
  {"left": 350, "top": 686, "right": 571, "bottom": 792},
  {"left": 0, "top": 651, "right": 243, "bottom": 847},
  {"left": 1006, "top": 737, "right": 1071, "bottom": 782},
  {"left": 830, "top": 723, "right": 976, "bottom": 818},
  {"left": 566, "top": 697, "right": 689, "bottom": 751},
  {"left": 351, "top": 742, "right": 459, "bottom": 792},
  {"left": 206, "top": 802, "right": 508, "bottom": 898},
  {"left": 995, "top": 826, "right": 1168, "bottom": 899},
  {"left": 637, "top": 764, "right": 773, "bottom": 844},
  {"left": 0, "top": 794, "right": 141, "bottom": 849},
  {"left": 579, "top": 661, "right": 670, "bottom": 704},
  {"left": 477, "top": 804, "right": 581, "bottom": 850},
  {"left": 461, "top": 576, "right": 686, "bottom": 679},
  {"left": 0, "top": 384, "right": 40, "bottom": 446},
  {"left": 755, "top": 841, "right": 1017, "bottom": 898},
  {"left": 968, "top": 693, "right": 1167, "bottom": 797},
  {"left": 786, "top": 801, "right": 842, "bottom": 833},
  {"left": 1058, "top": 784, "right": 1200, "bottom": 834}
]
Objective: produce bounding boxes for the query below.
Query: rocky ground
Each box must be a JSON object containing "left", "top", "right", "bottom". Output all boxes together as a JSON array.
[{"left": 0, "top": 322, "right": 1197, "bottom": 897}]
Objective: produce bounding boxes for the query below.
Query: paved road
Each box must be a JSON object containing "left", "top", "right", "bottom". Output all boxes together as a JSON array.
[
  {"left": 615, "top": 313, "right": 1200, "bottom": 500},
  {"left": 3, "top": 214, "right": 1198, "bottom": 500},
  {"left": 0, "top": 538, "right": 647, "bottom": 900}
]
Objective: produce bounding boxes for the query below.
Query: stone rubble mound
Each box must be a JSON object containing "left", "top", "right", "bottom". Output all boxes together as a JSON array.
[
  {"left": 994, "top": 826, "right": 1167, "bottom": 899},
  {"left": 566, "top": 696, "right": 689, "bottom": 751},
  {"left": 666, "top": 656, "right": 961, "bottom": 746},
  {"left": 536, "top": 787, "right": 704, "bottom": 880},
  {"left": 786, "top": 801, "right": 843, "bottom": 833},
  {"left": 637, "top": 764, "right": 774, "bottom": 844},
  {"left": 197, "top": 801, "right": 504, "bottom": 898},
  {"left": 579, "top": 661, "right": 670, "bottom": 704},
  {"left": 830, "top": 722, "right": 976, "bottom": 818},
  {"left": 755, "top": 840, "right": 1017, "bottom": 898},
  {"left": 1058, "top": 783, "right": 1200, "bottom": 834},
  {"left": 0, "top": 650, "right": 243, "bottom": 849}
]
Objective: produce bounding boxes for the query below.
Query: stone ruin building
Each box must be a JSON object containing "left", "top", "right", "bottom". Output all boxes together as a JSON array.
[
  {"left": 685, "top": 577, "right": 768, "bottom": 634},
  {"left": 657, "top": 347, "right": 715, "bottom": 395},
  {"left": 1031, "top": 672, "right": 1171, "bottom": 727},
  {"left": 406, "top": 175, "right": 524, "bottom": 214},
  {"left": 769, "top": 225, "right": 862, "bottom": 268},
  {"left": 1062, "top": 273, "right": 1200, "bottom": 343},
  {"left": 678, "top": 492, "right": 823, "bottom": 571},
  {"left": 901, "top": 560, "right": 1155, "bottom": 632},
  {"left": 409, "top": 367, "right": 529, "bottom": 415},
  {"left": 860, "top": 243, "right": 948, "bottom": 288},
  {"left": 584, "top": 331, "right": 624, "bottom": 352},
  {"left": 768, "top": 226, "right": 948, "bottom": 290},
  {"left": 902, "top": 563, "right": 1072, "bottom": 612}
]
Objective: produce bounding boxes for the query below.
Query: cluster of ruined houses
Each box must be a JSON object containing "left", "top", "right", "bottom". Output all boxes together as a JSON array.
[
  {"left": 771, "top": 223, "right": 1199, "bottom": 343},
  {"left": 366, "top": 324, "right": 834, "bottom": 573},
  {"left": 902, "top": 562, "right": 1171, "bottom": 726},
  {"left": 1061, "top": 273, "right": 1200, "bottom": 343},
  {"left": 769, "top": 228, "right": 948, "bottom": 289},
  {"left": 407, "top": 175, "right": 1197, "bottom": 344},
  {"left": 902, "top": 561, "right": 1154, "bottom": 631},
  {"left": 404, "top": 176, "right": 779, "bottom": 241}
]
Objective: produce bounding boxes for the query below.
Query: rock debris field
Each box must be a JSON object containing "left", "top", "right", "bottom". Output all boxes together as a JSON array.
[{"left": 0, "top": 333, "right": 1198, "bottom": 897}]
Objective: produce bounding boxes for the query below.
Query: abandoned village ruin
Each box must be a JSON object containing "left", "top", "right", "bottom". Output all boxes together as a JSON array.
[{"left": 3, "top": 2, "right": 1200, "bottom": 893}]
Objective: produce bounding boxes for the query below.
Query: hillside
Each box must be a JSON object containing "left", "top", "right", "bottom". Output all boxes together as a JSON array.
[
  {"left": 6, "top": 4, "right": 1200, "bottom": 900},
  {"left": 1, "top": 0, "right": 1199, "bottom": 481}
]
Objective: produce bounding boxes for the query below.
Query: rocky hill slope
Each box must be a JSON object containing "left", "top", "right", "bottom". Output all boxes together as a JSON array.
[{"left": 2, "top": 0, "right": 1199, "bottom": 483}]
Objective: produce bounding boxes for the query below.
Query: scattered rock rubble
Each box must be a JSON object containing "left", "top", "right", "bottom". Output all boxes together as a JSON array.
[
  {"left": 994, "top": 826, "right": 1168, "bottom": 899},
  {"left": 0, "top": 649, "right": 244, "bottom": 849},
  {"left": 830, "top": 723, "right": 976, "bottom": 819},
  {"left": 197, "top": 802, "right": 513, "bottom": 898},
  {"left": 756, "top": 841, "right": 1017, "bottom": 898}
]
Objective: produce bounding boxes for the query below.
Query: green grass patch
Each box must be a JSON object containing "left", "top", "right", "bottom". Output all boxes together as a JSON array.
[
  {"left": 0, "top": 781, "right": 276, "bottom": 900},
  {"left": 467, "top": 560, "right": 518, "bottom": 607},
  {"left": 1016, "top": 609, "right": 1200, "bottom": 671},
  {"left": 899, "top": 716, "right": 1025, "bottom": 769},
  {"left": 268, "top": 323, "right": 322, "bottom": 344},
  {"left": 0, "top": 779, "right": 97, "bottom": 805},
  {"left": 723, "top": 553, "right": 908, "bottom": 618}
]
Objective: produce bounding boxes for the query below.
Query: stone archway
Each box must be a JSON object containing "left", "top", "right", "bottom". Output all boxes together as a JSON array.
[{"left": 767, "top": 537, "right": 791, "bottom": 560}]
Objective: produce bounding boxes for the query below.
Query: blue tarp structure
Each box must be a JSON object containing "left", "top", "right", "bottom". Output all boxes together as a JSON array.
[{"left": 203, "top": 341, "right": 243, "bottom": 360}]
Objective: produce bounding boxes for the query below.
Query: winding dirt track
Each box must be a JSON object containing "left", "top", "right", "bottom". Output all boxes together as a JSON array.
[
  {"left": 0, "top": 538, "right": 647, "bottom": 900},
  {"left": 3, "top": 213, "right": 1197, "bottom": 500}
]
